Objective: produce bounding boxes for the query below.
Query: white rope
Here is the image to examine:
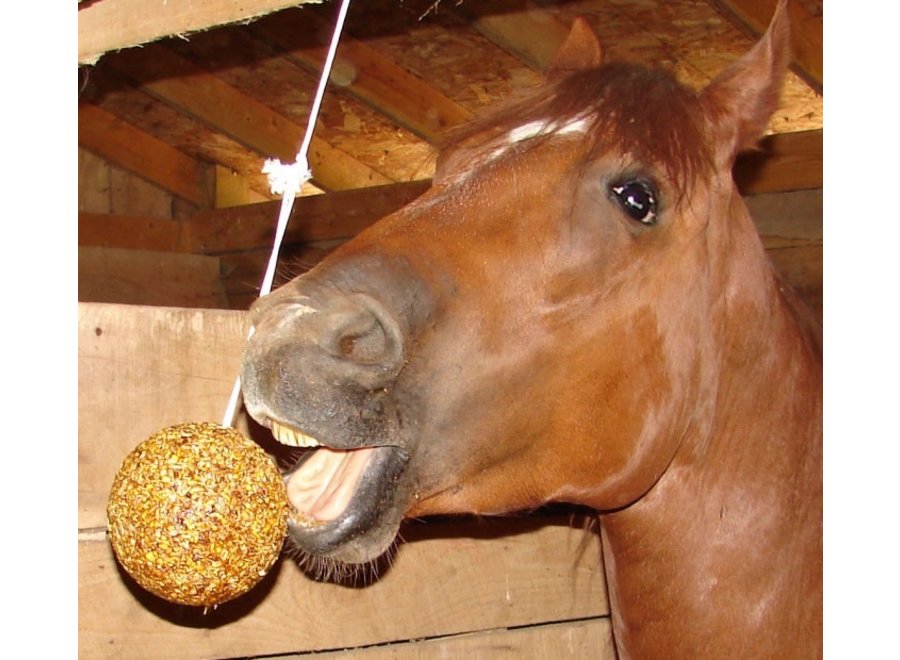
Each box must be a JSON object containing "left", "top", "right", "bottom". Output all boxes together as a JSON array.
[{"left": 222, "top": 0, "right": 353, "bottom": 428}]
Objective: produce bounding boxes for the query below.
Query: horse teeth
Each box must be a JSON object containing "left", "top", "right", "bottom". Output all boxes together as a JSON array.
[{"left": 271, "top": 421, "right": 320, "bottom": 448}]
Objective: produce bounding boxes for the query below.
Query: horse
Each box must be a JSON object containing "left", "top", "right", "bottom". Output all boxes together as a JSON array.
[{"left": 240, "top": 1, "right": 822, "bottom": 656}]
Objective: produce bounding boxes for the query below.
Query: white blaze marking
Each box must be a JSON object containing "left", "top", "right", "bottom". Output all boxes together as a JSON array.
[
  {"left": 488, "top": 116, "right": 591, "bottom": 163},
  {"left": 507, "top": 119, "right": 549, "bottom": 144},
  {"left": 442, "top": 114, "right": 592, "bottom": 186}
]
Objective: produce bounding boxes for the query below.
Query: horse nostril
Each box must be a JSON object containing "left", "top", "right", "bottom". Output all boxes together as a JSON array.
[
  {"left": 339, "top": 334, "right": 358, "bottom": 359},
  {"left": 337, "top": 320, "right": 389, "bottom": 365},
  {"left": 323, "top": 294, "right": 405, "bottom": 385}
]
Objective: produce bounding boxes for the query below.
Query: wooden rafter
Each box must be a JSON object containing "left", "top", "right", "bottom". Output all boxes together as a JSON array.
[
  {"left": 78, "top": 0, "right": 322, "bottom": 65},
  {"left": 250, "top": 9, "right": 474, "bottom": 142},
  {"left": 103, "top": 43, "right": 394, "bottom": 192},
  {"left": 78, "top": 101, "right": 212, "bottom": 207}
]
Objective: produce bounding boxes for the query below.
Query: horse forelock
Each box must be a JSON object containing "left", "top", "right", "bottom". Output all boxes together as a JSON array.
[{"left": 441, "top": 62, "right": 714, "bottom": 200}]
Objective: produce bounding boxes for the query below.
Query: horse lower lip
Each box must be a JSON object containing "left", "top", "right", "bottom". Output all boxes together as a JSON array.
[
  {"left": 285, "top": 446, "right": 380, "bottom": 523},
  {"left": 282, "top": 444, "right": 409, "bottom": 562}
]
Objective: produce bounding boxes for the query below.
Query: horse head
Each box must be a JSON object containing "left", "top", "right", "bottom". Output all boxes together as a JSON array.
[{"left": 241, "top": 1, "right": 821, "bottom": 654}]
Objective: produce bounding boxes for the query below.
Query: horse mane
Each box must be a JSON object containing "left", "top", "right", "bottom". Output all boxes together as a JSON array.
[{"left": 441, "top": 62, "right": 715, "bottom": 199}]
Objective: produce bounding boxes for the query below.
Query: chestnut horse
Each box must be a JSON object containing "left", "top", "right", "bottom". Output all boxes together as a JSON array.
[{"left": 240, "top": 2, "right": 822, "bottom": 657}]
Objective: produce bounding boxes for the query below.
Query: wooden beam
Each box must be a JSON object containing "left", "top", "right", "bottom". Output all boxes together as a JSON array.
[
  {"left": 708, "top": 0, "right": 823, "bottom": 92},
  {"left": 104, "top": 44, "right": 394, "bottom": 192},
  {"left": 79, "top": 247, "right": 228, "bottom": 309},
  {"left": 286, "top": 619, "right": 616, "bottom": 659},
  {"left": 80, "top": 518, "right": 607, "bottom": 658},
  {"left": 79, "top": 101, "right": 212, "bottom": 206},
  {"left": 215, "top": 164, "right": 269, "bottom": 208},
  {"left": 78, "top": 0, "right": 321, "bottom": 65},
  {"left": 733, "top": 129, "right": 822, "bottom": 194},
  {"left": 250, "top": 9, "right": 473, "bottom": 142},
  {"left": 79, "top": 212, "right": 185, "bottom": 252},
  {"left": 185, "top": 179, "right": 432, "bottom": 253}
]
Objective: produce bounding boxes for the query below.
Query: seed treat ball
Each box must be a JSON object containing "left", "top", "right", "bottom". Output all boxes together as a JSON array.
[{"left": 107, "top": 422, "right": 289, "bottom": 608}]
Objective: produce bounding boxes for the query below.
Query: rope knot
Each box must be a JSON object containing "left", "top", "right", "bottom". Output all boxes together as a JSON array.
[{"left": 262, "top": 157, "right": 312, "bottom": 196}]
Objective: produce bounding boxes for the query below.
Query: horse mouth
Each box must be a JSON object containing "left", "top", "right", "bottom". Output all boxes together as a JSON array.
[{"left": 268, "top": 421, "right": 409, "bottom": 562}]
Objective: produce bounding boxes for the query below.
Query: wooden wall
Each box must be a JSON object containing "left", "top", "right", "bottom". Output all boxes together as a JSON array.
[{"left": 78, "top": 302, "right": 616, "bottom": 659}]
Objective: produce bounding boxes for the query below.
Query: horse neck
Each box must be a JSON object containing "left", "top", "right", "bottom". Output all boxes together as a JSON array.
[{"left": 599, "top": 190, "right": 823, "bottom": 658}]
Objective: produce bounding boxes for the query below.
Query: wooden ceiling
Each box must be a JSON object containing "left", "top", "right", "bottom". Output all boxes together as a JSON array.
[{"left": 78, "top": 0, "right": 821, "bottom": 202}]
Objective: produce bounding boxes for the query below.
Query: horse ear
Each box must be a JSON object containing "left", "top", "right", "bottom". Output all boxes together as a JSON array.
[
  {"left": 700, "top": 0, "right": 792, "bottom": 162},
  {"left": 545, "top": 17, "right": 603, "bottom": 82}
]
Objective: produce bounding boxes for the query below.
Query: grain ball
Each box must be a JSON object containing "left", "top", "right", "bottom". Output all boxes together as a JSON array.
[{"left": 107, "top": 422, "right": 289, "bottom": 607}]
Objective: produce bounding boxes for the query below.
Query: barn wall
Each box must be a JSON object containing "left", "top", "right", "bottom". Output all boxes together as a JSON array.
[
  {"left": 79, "top": 147, "right": 198, "bottom": 219},
  {"left": 78, "top": 302, "right": 615, "bottom": 659}
]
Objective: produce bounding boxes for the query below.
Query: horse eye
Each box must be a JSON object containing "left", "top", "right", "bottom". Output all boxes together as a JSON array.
[{"left": 610, "top": 180, "right": 658, "bottom": 225}]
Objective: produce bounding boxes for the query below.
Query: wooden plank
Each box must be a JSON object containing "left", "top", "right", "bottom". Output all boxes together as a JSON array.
[
  {"left": 251, "top": 9, "right": 474, "bottom": 141},
  {"left": 185, "top": 179, "right": 431, "bottom": 253},
  {"left": 78, "top": 148, "right": 112, "bottom": 214},
  {"left": 79, "top": 101, "right": 211, "bottom": 206},
  {"left": 79, "top": 212, "right": 184, "bottom": 252},
  {"left": 734, "top": 129, "right": 822, "bottom": 194},
  {"left": 709, "top": 0, "right": 823, "bottom": 92},
  {"left": 109, "top": 166, "right": 180, "bottom": 218},
  {"left": 286, "top": 618, "right": 616, "bottom": 658},
  {"left": 78, "top": 247, "right": 228, "bottom": 309},
  {"left": 215, "top": 164, "right": 269, "bottom": 208},
  {"left": 78, "top": 303, "right": 251, "bottom": 530},
  {"left": 105, "top": 44, "right": 394, "bottom": 192},
  {"left": 79, "top": 516, "right": 607, "bottom": 659},
  {"left": 78, "top": 0, "right": 321, "bottom": 65},
  {"left": 748, "top": 188, "right": 822, "bottom": 248}
]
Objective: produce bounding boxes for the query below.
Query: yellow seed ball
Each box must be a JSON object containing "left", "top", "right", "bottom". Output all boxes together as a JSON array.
[{"left": 106, "top": 422, "right": 289, "bottom": 607}]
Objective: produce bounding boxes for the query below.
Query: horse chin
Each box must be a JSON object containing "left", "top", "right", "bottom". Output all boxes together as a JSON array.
[{"left": 277, "top": 437, "right": 410, "bottom": 566}]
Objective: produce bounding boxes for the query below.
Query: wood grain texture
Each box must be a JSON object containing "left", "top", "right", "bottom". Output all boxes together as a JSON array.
[
  {"left": 79, "top": 516, "right": 609, "bottom": 659},
  {"left": 78, "top": 247, "right": 228, "bottom": 309},
  {"left": 250, "top": 9, "right": 474, "bottom": 141},
  {"left": 78, "top": 0, "right": 321, "bottom": 65},
  {"left": 277, "top": 618, "right": 616, "bottom": 658},
  {"left": 78, "top": 302, "right": 251, "bottom": 530},
  {"left": 105, "top": 44, "right": 394, "bottom": 192}
]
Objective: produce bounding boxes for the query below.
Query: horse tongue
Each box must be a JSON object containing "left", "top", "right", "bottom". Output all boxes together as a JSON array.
[{"left": 286, "top": 447, "right": 376, "bottom": 523}]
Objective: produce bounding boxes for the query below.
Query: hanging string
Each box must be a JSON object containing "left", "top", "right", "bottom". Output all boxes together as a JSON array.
[{"left": 222, "top": 0, "right": 354, "bottom": 428}]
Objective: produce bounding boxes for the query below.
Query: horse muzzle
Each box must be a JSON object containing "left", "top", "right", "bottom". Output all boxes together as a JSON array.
[{"left": 239, "top": 269, "right": 430, "bottom": 565}]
